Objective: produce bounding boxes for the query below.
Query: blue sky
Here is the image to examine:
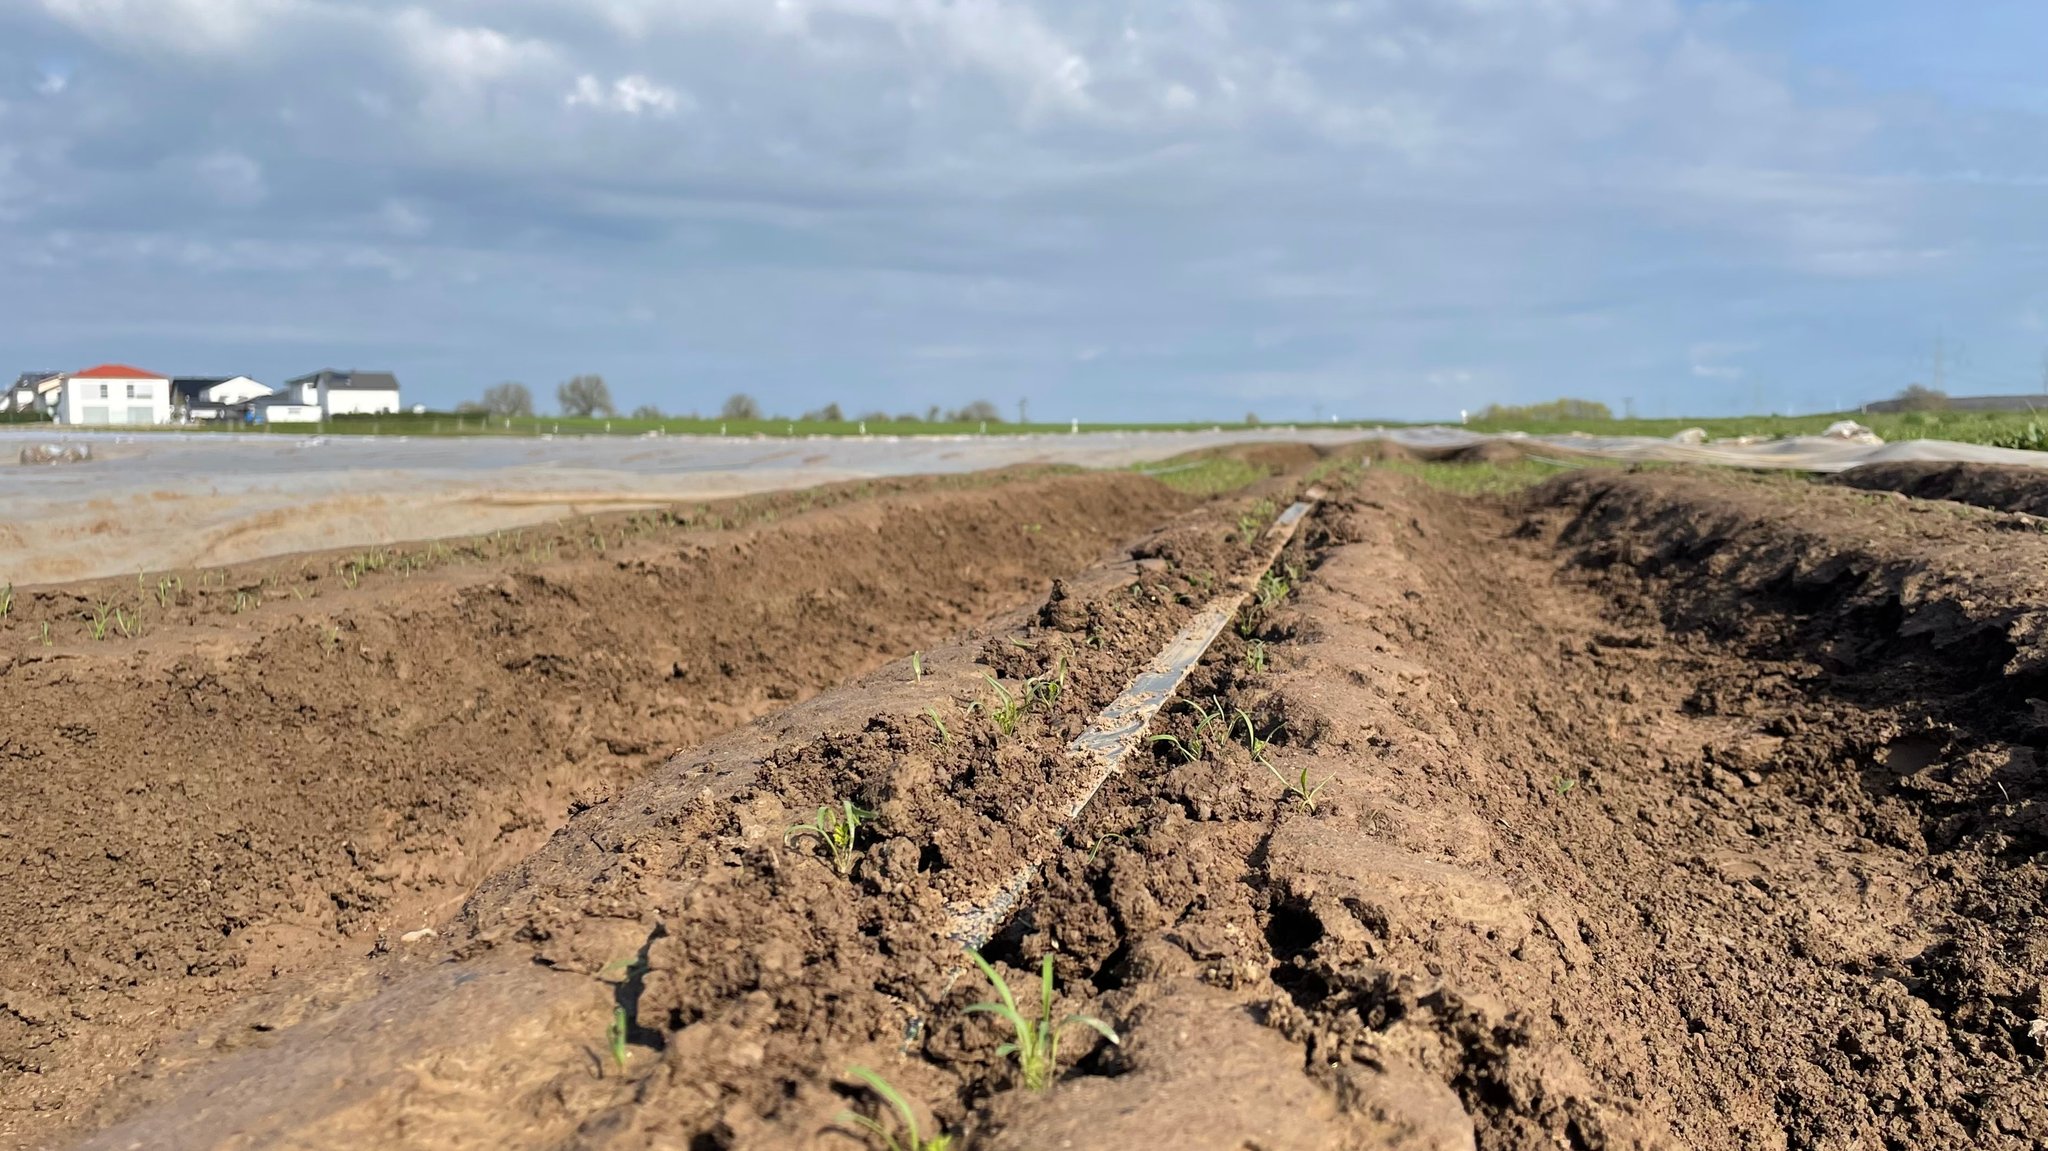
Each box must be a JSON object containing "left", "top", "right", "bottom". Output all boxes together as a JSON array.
[{"left": 3, "top": 1, "right": 2045, "bottom": 421}]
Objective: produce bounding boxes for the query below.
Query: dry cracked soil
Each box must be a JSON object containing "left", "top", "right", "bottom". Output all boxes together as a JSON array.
[{"left": 3, "top": 444, "right": 2045, "bottom": 1151}]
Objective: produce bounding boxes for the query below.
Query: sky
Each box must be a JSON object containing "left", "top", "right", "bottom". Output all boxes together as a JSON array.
[{"left": 2, "top": 1, "right": 2046, "bottom": 422}]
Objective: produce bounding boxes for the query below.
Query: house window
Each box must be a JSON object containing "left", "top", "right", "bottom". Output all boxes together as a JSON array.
[
  {"left": 98, "top": 384, "right": 110, "bottom": 399},
  {"left": 126, "top": 383, "right": 138, "bottom": 399}
]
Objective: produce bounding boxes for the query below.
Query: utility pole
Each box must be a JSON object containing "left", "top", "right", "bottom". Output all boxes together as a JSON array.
[
  {"left": 1018, "top": 397, "right": 1029, "bottom": 426},
  {"left": 1622, "top": 396, "right": 1635, "bottom": 419},
  {"left": 1934, "top": 332, "right": 1946, "bottom": 394}
]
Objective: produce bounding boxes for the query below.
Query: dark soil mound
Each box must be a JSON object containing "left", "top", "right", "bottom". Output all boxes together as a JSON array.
[{"left": 1832, "top": 459, "right": 2048, "bottom": 516}]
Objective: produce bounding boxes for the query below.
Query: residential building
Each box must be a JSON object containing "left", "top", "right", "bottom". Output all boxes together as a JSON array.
[
  {"left": 54, "top": 364, "right": 172, "bottom": 426},
  {"left": 171, "top": 375, "right": 273, "bottom": 420},
  {"left": 3, "top": 371, "right": 59, "bottom": 415},
  {"left": 279, "top": 369, "right": 402, "bottom": 416},
  {"left": 249, "top": 396, "right": 323, "bottom": 423}
]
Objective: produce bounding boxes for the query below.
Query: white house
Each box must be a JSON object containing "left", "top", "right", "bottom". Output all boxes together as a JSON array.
[
  {"left": 280, "top": 369, "right": 402, "bottom": 417},
  {"left": 171, "top": 375, "right": 273, "bottom": 420},
  {"left": 54, "top": 364, "right": 172, "bottom": 426},
  {"left": 251, "top": 399, "right": 323, "bottom": 423}
]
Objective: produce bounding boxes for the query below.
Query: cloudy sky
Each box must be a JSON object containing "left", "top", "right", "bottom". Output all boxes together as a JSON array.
[{"left": 3, "top": 1, "right": 2045, "bottom": 421}]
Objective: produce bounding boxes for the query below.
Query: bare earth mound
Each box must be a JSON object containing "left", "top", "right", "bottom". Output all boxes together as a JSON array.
[
  {"left": 1833, "top": 458, "right": 2048, "bottom": 517},
  {"left": 16, "top": 458, "right": 2048, "bottom": 1150},
  {"left": 0, "top": 469, "right": 1184, "bottom": 1148}
]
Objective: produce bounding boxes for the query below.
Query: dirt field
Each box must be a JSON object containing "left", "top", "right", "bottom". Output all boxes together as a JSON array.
[{"left": 7, "top": 451, "right": 2046, "bottom": 1150}]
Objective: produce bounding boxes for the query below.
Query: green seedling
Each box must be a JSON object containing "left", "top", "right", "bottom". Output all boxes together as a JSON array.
[
  {"left": 1241, "top": 710, "right": 1332, "bottom": 812},
  {"left": 1146, "top": 731, "right": 1199, "bottom": 763},
  {"left": 0, "top": 582, "right": 11, "bottom": 621},
  {"left": 982, "top": 674, "right": 1024, "bottom": 737},
  {"left": 1147, "top": 698, "right": 1228, "bottom": 764},
  {"left": 1236, "top": 498, "right": 1277, "bottom": 545},
  {"left": 911, "top": 650, "right": 924, "bottom": 681},
  {"left": 1244, "top": 639, "right": 1268, "bottom": 675},
  {"left": 85, "top": 602, "right": 116, "bottom": 641},
  {"left": 784, "top": 799, "right": 875, "bottom": 875},
  {"left": 1237, "top": 570, "right": 1291, "bottom": 639},
  {"left": 1261, "top": 754, "right": 1335, "bottom": 813},
  {"left": 234, "top": 591, "right": 254, "bottom": 614},
  {"left": 966, "top": 951, "right": 1120, "bottom": 1091},
  {"left": 1235, "top": 709, "right": 1280, "bottom": 760},
  {"left": 154, "top": 575, "right": 182, "bottom": 609},
  {"left": 925, "top": 706, "right": 951, "bottom": 745},
  {"left": 1555, "top": 776, "right": 1577, "bottom": 796},
  {"left": 1025, "top": 658, "right": 1068, "bottom": 712},
  {"left": 1086, "top": 832, "right": 1130, "bottom": 863},
  {"left": 1255, "top": 569, "right": 1292, "bottom": 612},
  {"left": 840, "top": 1067, "right": 953, "bottom": 1151},
  {"left": 608, "top": 1006, "right": 630, "bottom": 1073}
]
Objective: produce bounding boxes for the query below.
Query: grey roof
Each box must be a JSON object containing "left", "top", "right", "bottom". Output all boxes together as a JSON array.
[
  {"left": 13, "top": 371, "right": 59, "bottom": 391},
  {"left": 170, "top": 376, "right": 230, "bottom": 402},
  {"left": 286, "top": 369, "right": 401, "bottom": 392}
]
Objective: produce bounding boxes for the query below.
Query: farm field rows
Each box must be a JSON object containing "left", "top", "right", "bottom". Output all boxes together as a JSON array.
[{"left": 4, "top": 444, "right": 2044, "bottom": 1150}]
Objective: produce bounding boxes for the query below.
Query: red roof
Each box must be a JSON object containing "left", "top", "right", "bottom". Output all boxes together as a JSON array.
[{"left": 73, "top": 363, "right": 164, "bottom": 379}]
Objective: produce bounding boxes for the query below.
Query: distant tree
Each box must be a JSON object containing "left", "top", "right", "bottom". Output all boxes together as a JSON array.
[
  {"left": 895, "top": 412, "right": 920, "bottom": 423},
  {"left": 858, "top": 410, "right": 891, "bottom": 423},
  {"left": 630, "top": 404, "right": 664, "bottom": 420},
  {"left": 947, "top": 399, "right": 1003, "bottom": 423},
  {"left": 474, "top": 381, "right": 536, "bottom": 418},
  {"left": 1475, "top": 398, "right": 1612, "bottom": 422},
  {"left": 557, "top": 374, "right": 616, "bottom": 418},
  {"left": 1244, "top": 411, "right": 1261, "bottom": 427},
  {"left": 801, "top": 402, "right": 846, "bottom": 422},
  {"left": 1892, "top": 384, "right": 1949, "bottom": 412},
  {"left": 924, "top": 404, "right": 942, "bottom": 423},
  {"left": 720, "top": 393, "right": 762, "bottom": 421}
]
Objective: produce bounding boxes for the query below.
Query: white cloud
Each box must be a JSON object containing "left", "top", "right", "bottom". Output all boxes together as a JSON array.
[
  {"left": 395, "top": 10, "right": 556, "bottom": 87},
  {"left": 377, "top": 199, "right": 430, "bottom": 237},
  {"left": 566, "top": 73, "right": 683, "bottom": 116},
  {"left": 199, "top": 151, "right": 266, "bottom": 206},
  {"left": 35, "top": 66, "right": 69, "bottom": 95},
  {"left": 36, "top": 0, "right": 296, "bottom": 54},
  {"left": 1690, "top": 343, "right": 1755, "bottom": 380}
]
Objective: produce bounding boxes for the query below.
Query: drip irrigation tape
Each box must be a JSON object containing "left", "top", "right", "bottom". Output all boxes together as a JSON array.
[{"left": 908, "top": 487, "right": 1324, "bottom": 1038}]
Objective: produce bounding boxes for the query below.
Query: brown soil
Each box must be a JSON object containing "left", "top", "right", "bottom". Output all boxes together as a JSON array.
[
  {"left": 0, "top": 468, "right": 1188, "bottom": 1149},
  {"left": 24, "top": 457, "right": 2048, "bottom": 1151},
  {"left": 1833, "top": 458, "right": 2048, "bottom": 517}
]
